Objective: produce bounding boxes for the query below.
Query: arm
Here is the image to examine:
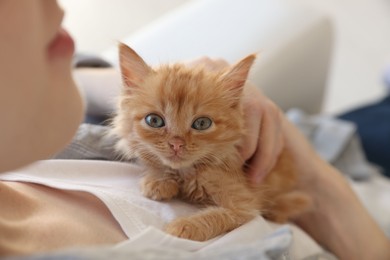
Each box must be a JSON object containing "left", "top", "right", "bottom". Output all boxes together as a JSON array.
[
  {"left": 244, "top": 86, "right": 390, "bottom": 259},
  {"left": 281, "top": 117, "right": 390, "bottom": 260}
]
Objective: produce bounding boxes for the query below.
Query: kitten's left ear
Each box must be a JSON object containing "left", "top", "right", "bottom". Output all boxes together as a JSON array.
[
  {"left": 221, "top": 54, "right": 256, "bottom": 93},
  {"left": 119, "top": 43, "right": 152, "bottom": 89}
]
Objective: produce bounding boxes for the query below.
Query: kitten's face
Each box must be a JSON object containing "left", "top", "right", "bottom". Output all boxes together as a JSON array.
[{"left": 114, "top": 44, "right": 255, "bottom": 169}]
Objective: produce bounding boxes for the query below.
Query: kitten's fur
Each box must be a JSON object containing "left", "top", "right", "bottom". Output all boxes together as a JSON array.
[{"left": 112, "top": 43, "right": 312, "bottom": 241}]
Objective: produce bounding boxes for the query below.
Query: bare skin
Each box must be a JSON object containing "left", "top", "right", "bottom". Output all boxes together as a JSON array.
[
  {"left": 280, "top": 117, "right": 390, "bottom": 260},
  {"left": 0, "top": 182, "right": 126, "bottom": 255}
]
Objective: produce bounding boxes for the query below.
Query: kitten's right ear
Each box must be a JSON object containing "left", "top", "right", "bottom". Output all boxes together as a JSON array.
[{"left": 119, "top": 43, "right": 152, "bottom": 89}]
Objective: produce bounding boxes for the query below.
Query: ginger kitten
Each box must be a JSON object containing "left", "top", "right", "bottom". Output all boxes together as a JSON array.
[{"left": 111, "top": 43, "right": 312, "bottom": 241}]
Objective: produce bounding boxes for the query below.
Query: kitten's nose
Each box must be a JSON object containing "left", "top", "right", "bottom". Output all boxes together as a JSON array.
[{"left": 169, "top": 138, "right": 185, "bottom": 152}]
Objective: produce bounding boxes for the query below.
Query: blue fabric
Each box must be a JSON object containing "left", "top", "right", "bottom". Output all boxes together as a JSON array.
[{"left": 338, "top": 96, "right": 390, "bottom": 177}]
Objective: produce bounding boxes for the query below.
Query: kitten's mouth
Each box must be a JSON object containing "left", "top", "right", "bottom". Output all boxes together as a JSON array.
[{"left": 167, "top": 155, "right": 183, "bottom": 162}]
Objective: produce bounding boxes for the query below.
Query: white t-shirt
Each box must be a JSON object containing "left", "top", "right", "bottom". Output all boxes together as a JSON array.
[{"left": 0, "top": 159, "right": 325, "bottom": 259}]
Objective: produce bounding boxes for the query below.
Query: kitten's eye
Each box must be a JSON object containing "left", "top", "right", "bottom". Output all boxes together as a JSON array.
[
  {"left": 192, "top": 117, "right": 212, "bottom": 130},
  {"left": 145, "top": 114, "right": 165, "bottom": 128}
]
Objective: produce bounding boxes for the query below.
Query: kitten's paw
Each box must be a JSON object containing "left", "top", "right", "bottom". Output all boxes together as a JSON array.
[
  {"left": 141, "top": 176, "right": 179, "bottom": 201},
  {"left": 165, "top": 218, "right": 208, "bottom": 241}
]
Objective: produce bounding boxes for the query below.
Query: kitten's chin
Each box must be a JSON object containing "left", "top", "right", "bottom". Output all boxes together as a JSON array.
[{"left": 162, "top": 156, "right": 192, "bottom": 170}]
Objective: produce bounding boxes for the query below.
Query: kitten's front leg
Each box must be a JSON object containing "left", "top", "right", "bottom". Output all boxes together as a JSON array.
[
  {"left": 165, "top": 170, "right": 258, "bottom": 241},
  {"left": 141, "top": 170, "right": 179, "bottom": 201},
  {"left": 165, "top": 206, "right": 257, "bottom": 241}
]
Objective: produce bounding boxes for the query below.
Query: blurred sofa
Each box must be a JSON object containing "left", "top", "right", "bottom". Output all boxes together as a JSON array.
[{"left": 102, "top": 0, "right": 333, "bottom": 114}]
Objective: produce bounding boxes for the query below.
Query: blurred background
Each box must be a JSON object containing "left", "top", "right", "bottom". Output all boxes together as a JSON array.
[{"left": 59, "top": 0, "right": 390, "bottom": 115}]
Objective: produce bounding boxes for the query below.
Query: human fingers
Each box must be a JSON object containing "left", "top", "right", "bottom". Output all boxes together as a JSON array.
[
  {"left": 237, "top": 84, "right": 284, "bottom": 183},
  {"left": 236, "top": 94, "right": 261, "bottom": 160},
  {"left": 247, "top": 101, "right": 284, "bottom": 183}
]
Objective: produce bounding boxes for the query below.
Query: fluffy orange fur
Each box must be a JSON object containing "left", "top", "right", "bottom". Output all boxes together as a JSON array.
[{"left": 111, "top": 43, "right": 312, "bottom": 241}]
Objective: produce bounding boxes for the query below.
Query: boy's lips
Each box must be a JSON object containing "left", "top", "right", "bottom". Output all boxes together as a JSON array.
[{"left": 47, "top": 28, "right": 75, "bottom": 58}]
